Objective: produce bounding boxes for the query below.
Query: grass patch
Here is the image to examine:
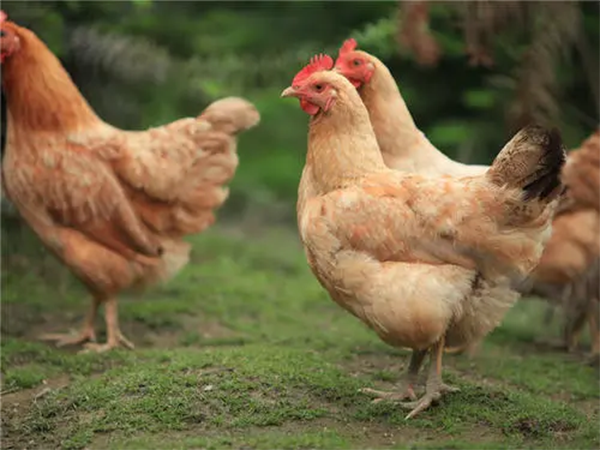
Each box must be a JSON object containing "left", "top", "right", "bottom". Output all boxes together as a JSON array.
[{"left": 2, "top": 223, "right": 599, "bottom": 449}]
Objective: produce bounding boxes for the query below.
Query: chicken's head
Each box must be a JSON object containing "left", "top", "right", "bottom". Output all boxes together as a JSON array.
[
  {"left": 0, "top": 11, "right": 21, "bottom": 64},
  {"left": 334, "top": 38, "right": 375, "bottom": 88},
  {"left": 280, "top": 53, "right": 339, "bottom": 115}
]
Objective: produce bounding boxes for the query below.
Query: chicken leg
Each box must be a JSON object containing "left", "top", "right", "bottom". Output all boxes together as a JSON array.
[
  {"left": 39, "top": 295, "right": 100, "bottom": 346},
  {"left": 360, "top": 349, "right": 427, "bottom": 402},
  {"left": 587, "top": 301, "right": 599, "bottom": 366},
  {"left": 400, "top": 336, "right": 460, "bottom": 420},
  {"left": 81, "top": 297, "right": 135, "bottom": 353}
]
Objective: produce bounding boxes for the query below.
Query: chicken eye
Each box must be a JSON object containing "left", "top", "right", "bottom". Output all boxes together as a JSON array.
[
  {"left": 314, "top": 84, "right": 324, "bottom": 92},
  {"left": 0, "top": 31, "right": 5, "bottom": 38},
  {"left": 353, "top": 59, "right": 362, "bottom": 66}
]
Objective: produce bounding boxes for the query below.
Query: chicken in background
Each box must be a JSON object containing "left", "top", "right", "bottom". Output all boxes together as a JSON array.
[
  {"left": 561, "top": 131, "right": 600, "bottom": 212},
  {"left": 561, "top": 258, "right": 599, "bottom": 365},
  {"left": 334, "top": 38, "right": 488, "bottom": 177},
  {"left": 0, "top": 12, "right": 260, "bottom": 352},
  {"left": 587, "top": 264, "right": 599, "bottom": 368},
  {"left": 524, "top": 131, "right": 600, "bottom": 359},
  {"left": 282, "top": 54, "right": 565, "bottom": 418},
  {"left": 528, "top": 211, "right": 599, "bottom": 354}
]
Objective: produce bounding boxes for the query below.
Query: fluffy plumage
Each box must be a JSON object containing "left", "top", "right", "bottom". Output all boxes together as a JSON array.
[
  {"left": 284, "top": 63, "right": 565, "bottom": 418},
  {"left": 1, "top": 14, "right": 260, "bottom": 352}
]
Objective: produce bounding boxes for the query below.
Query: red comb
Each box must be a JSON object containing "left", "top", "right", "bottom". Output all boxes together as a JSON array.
[
  {"left": 292, "top": 53, "right": 334, "bottom": 86},
  {"left": 0, "top": 11, "right": 7, "bottom": 23},
  {"left": 339, "top": 38, "right": 358, "bottom": 56}
]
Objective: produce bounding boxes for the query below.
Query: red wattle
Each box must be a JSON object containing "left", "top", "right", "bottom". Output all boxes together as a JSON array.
[{"left": 300, "top": 99, "right": 320, "bottom": 115}]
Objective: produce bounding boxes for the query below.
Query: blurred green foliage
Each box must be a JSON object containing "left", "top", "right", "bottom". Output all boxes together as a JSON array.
[{"left": 1, "top": 1, "right": 598, "bottom": 218}]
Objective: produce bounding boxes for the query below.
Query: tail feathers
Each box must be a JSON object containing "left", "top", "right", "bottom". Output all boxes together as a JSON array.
[
  {"left": 522, "top": 128, "right": 565, "bottom": 201},
  {"left": 199, "top": 97, "right": 260, "bottom": 135},
  {"left": 487, "top": 125, "right": 566, "bottom": 203}
]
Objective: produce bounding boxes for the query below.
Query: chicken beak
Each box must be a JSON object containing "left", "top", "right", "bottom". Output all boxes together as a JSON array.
[{"left": 280, "top": 86, "right": 299, "bottom": 99}]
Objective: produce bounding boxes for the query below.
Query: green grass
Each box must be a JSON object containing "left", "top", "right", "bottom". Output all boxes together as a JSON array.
[{"left": 2, "top": 223, "right": 599, "bottom": 450}]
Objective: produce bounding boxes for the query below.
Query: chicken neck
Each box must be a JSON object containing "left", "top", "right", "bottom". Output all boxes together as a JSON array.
[
  {"left": 360, "top": 58, "right": 440, "bottom": 165},
  {"left": 2, "top": 25, "right": 100, "bottom": 133},
  {"left": 306, "top": 89, "right": 388, "bottom": 194}
]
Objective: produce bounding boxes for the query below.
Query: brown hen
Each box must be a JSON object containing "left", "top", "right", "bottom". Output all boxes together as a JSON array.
[{"left": 0, "top": 13, "right": 260, "bottom": 352}]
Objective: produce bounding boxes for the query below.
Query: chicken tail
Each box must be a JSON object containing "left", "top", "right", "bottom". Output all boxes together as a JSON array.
[
  {"left": 487, "top": 125, "right": 566, "bottom": 203},
  {"left": 198, "top": 97, "right": 260, "bottom": 135}
]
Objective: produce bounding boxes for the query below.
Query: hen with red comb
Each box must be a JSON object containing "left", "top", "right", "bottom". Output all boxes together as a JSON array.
[{"left": 292, "top": 53, "right": 334, "bottom": 87}]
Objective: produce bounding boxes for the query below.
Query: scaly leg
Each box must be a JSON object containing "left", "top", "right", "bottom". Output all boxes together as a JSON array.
[
  {"left": 360, "top": 349, "right": 427, "bottom": 402},
  {"left": 39, "top": 296, "right": 100, "bottom": 347},
  {"left": 564, "top": 308, "right": 587, "bottom": 353},
  {"left": 587, "top": 300, "right": 599, "bottom": 365},
  {"left": 81, "top": 297, "right": 135, "bottom": 353},
  {"left": 400, "top": 336, "right": 460, "bottom": 420}
]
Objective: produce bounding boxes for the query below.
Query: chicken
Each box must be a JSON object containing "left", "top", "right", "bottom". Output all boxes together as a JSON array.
[
  {"left": 525, "top": 131, "right": 600, "bottom": 357},
  {"left": 0, "top": 12, "right": 260, "bottom": 352},
  {"left": 586, "top": 264, "right": 600, "bottom": 367},
  {"left": 334, "top": 38, "right": 488, "bottom": 177},
  {"left": 560, "top": 258, "right": 600, "bottom": 361},
  {"left": 523, "top": 207, "right": 600, "bottom": 351},
  {"left": 561, "top": 131, "right": 600, "bottom": 213},
  {"left": 281, "top": 54, "right": 565, "bottom": 419}
]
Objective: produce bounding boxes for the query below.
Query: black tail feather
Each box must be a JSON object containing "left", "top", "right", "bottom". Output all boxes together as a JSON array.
[{"left": 522, "top": 127, "right": 566, "bottom": 201}]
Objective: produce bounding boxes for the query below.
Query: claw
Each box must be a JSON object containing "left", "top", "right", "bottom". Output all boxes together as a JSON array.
[
  {"left": 78, "top": 332, "right": 135, "bottom": 354},
  {"left": 38, "top": 297, "right": 100, "bottom": 349},
  {"left": 399, "top": 383, "right": 459, "bottom": 419},
  {"left": 402, "top": 390, "right": 442, "bottom": 419},
  {"left": 440, "top": 383, "right": 460, "bottom": 393},
  {"left": 359, "top": 386, "right": 418, "bottom": 403},
  {"left": 79, "top": 343, "right": 115, "bottom": 354},
  {"left": 39, "top": 329, "right": 96, "bottom": 347}
]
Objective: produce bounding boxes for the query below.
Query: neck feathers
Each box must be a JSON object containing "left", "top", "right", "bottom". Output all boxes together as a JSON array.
[
  {"left": 360, "top": 58, "right": 426, "bottom": 158},
  {"left": 3, "top": 26, "right": 99, "bottom": 131},
  {"left": 306, "top": 90, "right": 386, "bottom": 193}
]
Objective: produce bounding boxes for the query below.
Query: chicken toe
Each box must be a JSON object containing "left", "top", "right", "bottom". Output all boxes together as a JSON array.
[
  {"left": 39, "top": 328, "right": 96, "bottom": 347},
  {"left": 39, "top": 297, "right": 100, "bottom": 347},
  {"left": 360, "top": 385, "right": 418, "bottom": 403},
  {"left": 359, "top": 349, "right": 427, "bottom": 404},
  {"left": 80, "top": 333, "right": 134, "bottom": 354}
]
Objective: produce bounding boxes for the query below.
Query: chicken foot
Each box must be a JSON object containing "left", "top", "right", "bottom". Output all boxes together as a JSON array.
[
  {"left": 81, "top": 297, "right": 135, "bottom": 353},
  {"left": 400, "top": 337, "right": 460, "bottom": 420},
  {"left": 360, "top": 349, "right": 427, "bottom": 402},
  {"left": 39, "top": 296, "right": 100, "bottom": 347}
]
